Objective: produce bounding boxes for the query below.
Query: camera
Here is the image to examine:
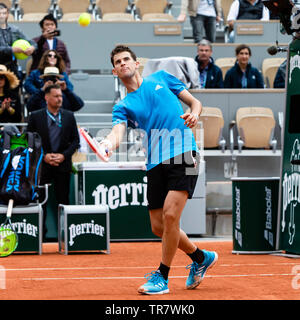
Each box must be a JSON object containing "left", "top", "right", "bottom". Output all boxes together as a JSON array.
[{"left": 49, "top": 29, "right": 61, "bottom": 37}]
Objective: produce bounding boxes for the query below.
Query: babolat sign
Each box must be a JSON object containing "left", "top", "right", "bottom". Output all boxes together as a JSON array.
[
  {"left": 76, "top": 163, "right": 156, "bottom": 241},
  {"left": 0, "top": 212, "right": 41, "bottom": 253},
  {"left": 232, "top": 177, "right": 279, "bottom": 253}
]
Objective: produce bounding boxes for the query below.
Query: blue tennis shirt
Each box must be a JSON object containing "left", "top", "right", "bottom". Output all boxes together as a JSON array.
[{"left": 112, "top": 70, "right": 198, "bottom": 170}]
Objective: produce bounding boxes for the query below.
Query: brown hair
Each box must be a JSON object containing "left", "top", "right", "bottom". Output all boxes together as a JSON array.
[
  {"left": 110, "top": 45, "right": 137, "bottom": 66},
  {"left": 235, "top": 44, "right": 251, "bottom": 56},
  {"left": 37, "top": 50, "right": 66, "bottom": 73},
  {"left": 44, "top": 83, "right": 61, "bottom": 95}
]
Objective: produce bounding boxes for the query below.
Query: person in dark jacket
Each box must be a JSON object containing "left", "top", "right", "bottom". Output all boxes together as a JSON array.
[
  {"left": 26, "top": 66, "right": 83, "bottom": 113},
  {"left": 273, "top": 59, "right": 286, "bottom": 88},
  {"left": 27, "top": 83, "right": 80, "bottom": 239},
  {"left": 224, "top": 44, "right": 264, "bottom": 88},
  {"left": 195, "top": 39, "right": 224, "bottom": 88},
  {"left": 30, "top": 14, "right": 71, "bottom": 74},
  {"left": 0, "top": 2, "right": 36, "bottom": 80},
  {"left": 0, "top": 64, "right": 22, "bottom": 123}
]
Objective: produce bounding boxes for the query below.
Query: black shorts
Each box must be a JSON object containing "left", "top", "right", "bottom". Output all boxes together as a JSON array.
[{"left": 146, "top": 151, "right": 199, "bottom": 210}]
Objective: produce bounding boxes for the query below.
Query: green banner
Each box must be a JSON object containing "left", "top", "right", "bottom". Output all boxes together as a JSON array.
[
  {"left": 79, "top": 169, "right": 157, "bottom": 241},
  {"left": 279, "top": 39, "right": 300, "bottom": 254},
  {"left": 0, "top": 213, "right": 40, "bottom": 252},
  {"left": 232, "top": 178, "right": 279, "bottom": 253},
  {"left": 65, "top": 213, "right": 108, "bottom": 252}
]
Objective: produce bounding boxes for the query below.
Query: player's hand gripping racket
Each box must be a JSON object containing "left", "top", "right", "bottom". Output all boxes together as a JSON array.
[
  {"left": 0, "top": 199, "right": 18, "bottom": 257},
  {"left": 79, "top": 128, "right": 110, "bottom": 162}
]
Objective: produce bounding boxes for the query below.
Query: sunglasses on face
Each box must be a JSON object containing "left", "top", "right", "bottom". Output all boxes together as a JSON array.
[
  {"left": 0, "top": 75, "right": 6, "bottom": 80},
  {"left": 48, "top": 54, "right": 57, "bottom": 58}
]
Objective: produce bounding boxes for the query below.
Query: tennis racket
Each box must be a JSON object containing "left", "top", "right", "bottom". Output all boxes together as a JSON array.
[
  {"left": 79, "top": 128, "right": 109, "bottom": 162},
  {"left": 0, "top": 199, "right": 18, "bottom": 257}
]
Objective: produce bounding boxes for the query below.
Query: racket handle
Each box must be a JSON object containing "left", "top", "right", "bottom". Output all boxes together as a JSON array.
[{"left": 7, "top": 199, "right": 13, "bottom": 218}]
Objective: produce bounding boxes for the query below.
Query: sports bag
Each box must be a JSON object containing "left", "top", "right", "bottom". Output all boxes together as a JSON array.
[{"left": 0, "top": 130, "right": 43, "bottom": 205}]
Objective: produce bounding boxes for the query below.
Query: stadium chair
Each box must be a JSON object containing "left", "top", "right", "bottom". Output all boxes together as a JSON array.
[
  {"left": 102, "top": 13, "right": 134, "bottom": 21},
  {"left": 58, "top": 0, "right": 96, "bottom": 21},
  {"left": 18, "top": 0, "right": 53, "bottom": 21},
  {"left": 137, "top": 57, "right": 149, "bottom": 75},
  {"left": 141, "top": 13, "right": 175, "bottom": 21},
  {"left": 262, "top": 57, "right": 286, "bottom": 88},
  {"left": 236, "top": 107, "right": 277, "bottom": 152},
  {"left": 134, "top": 0, "right": 173, "bottom": 20},
  {"left": 215, "top": 57, "right": 236, "bottom": 79},
  {"left": 97, "top": 0, "right": 135, "bottom": 20},
  {"left": 191, "top": 107, "right": 226, "bottom": 151}
]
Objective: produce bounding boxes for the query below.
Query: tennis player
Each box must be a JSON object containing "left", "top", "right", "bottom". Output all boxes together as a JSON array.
[{"left": 100, "top": 45, "right": 218, "bottom": 295}]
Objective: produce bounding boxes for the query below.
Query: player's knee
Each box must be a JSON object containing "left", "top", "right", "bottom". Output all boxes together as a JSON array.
[
  {"left": 151, "top": 224, "right": 163, "bottom": 238},
  {"left": 163, "top": 211, "right": 178, "bottom": 227}
]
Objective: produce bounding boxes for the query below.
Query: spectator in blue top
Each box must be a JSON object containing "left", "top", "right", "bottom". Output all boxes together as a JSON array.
[
  {"left": 224, "top": 44, "right": 264, "bottom": 88},
  {"left": 24, "top": 49, "right": 73, "bottom": 95},
  {"left": 195, "top": 39, "right": 224, "bottom": 88}
]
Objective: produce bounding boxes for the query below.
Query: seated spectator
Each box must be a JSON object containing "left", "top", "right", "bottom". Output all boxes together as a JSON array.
[
  {"left": 0, "top": 2, "right": 36, "bottom": 81},
  {"left": 224, "top": 44, "right": 264, "bottom": 88},
  {"left": 30, "top": 14, "right": 71, "bottom": 74},
  {"left": 24, "top": 49, "right": 73, "bottom": 95},
  {"left": 226, "top": 0, "right": 270, "bottom": 42},
  {"left": 26, "top": 67, "right": 83, "bottom": 113},
  {"left": 0, "top": 64, "right": 22, "bottom": 123},
  {"left": 273, "top": 59, "right": 286, "bottom": 88},
  {"left": 195, "top": 39, "right": 224, "bottom": 88}
]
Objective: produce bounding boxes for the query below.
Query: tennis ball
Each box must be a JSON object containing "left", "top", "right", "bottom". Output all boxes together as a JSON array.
[
  {"left": 78, "top": 13, "right": 91, "bottom": 27},
  {"left": 12, "top": 39, "right": 31, "bottom": 60}
]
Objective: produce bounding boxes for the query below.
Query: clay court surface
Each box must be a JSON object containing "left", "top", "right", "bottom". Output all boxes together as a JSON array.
[{"left": 0, "top": 239, "right": 299, "bottom": 300}]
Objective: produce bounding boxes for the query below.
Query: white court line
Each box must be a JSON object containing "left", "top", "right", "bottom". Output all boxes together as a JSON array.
[
  {"left": 16, "top": 273, "right": 293, "bottom": 281},
  {"left": 2, "top": 262, "right": 299, "bottom": 272}
]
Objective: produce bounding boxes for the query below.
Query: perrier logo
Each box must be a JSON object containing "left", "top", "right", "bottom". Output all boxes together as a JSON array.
[
  {"left": 282, "top": 139, "right": 300, "bottom": 245},
  {"left": 69, "top": 220, "right": 105, "bottom": 246}
]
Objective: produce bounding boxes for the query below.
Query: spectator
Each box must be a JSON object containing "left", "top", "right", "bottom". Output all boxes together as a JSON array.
[
  {"left": 226, "top": 0, "right": 270, "bottom": 42},
  {"left": 24, "top": 49, "right": 73, "bottom": 95},
  {"left": 26, "top": 67, "right": 83, "bottom": 113},
  {"left": 224, "top": 44, "right": 264, "bottom": 88},
  {"left": 30, "top": 14, "right": 71, "bottom": 74},
  {"left": 27, "top": 84, "right": 80, "bottom": 239},
  {"left": 0, "top": 64, "right": 22, "bottom": 123},
  {"left": 273, "top": 59, "right": 286, "bottom": 88},
  {"left": 195, "top": 39, "right": 224, "bottom": 88},
  {"left": 178, "top": 0, "right": 222, "bottom": 43},
  {"left": 0, "top": 2, "right": 36, "bottom": 80}
]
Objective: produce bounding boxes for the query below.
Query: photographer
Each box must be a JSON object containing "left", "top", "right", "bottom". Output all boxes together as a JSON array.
[
  {"left": 30, "top": 14, "right": 71, "bottom": 74},
  {"left": 26, "top": 67, "right": 83, "bottom": 113}
]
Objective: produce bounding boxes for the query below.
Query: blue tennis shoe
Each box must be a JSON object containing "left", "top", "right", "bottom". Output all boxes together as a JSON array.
[
  {"left": 138, "top": 271, "right": 169, "bottom": 295},
  {"left": 186, "top": 250, "right": 218, "bottom": 289}
]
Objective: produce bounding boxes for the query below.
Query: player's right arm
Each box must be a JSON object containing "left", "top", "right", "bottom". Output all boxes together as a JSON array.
[{"left": 100, "top": 122, "right": 126, "bottom": 157}]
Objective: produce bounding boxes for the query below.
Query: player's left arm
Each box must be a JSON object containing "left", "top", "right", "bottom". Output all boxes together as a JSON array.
[{"left": 178, "top": 89, "right": 202, "bottom": 128}]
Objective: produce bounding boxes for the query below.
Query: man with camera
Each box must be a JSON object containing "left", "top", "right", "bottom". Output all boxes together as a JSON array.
[
  {"left": 30, "top": 14, "right": 71, "bottom": 74},
  {"left": 26, "top": 67, "right": 84, "bottom": 113}
]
